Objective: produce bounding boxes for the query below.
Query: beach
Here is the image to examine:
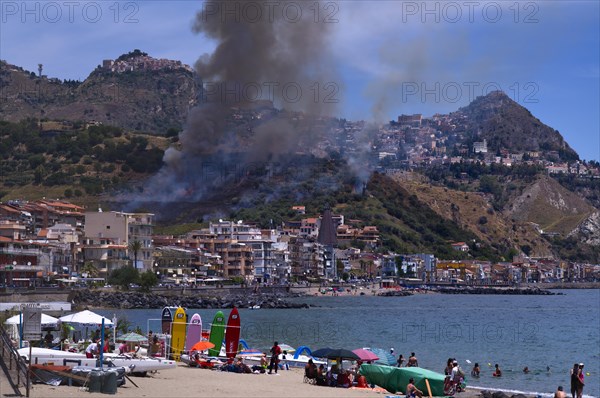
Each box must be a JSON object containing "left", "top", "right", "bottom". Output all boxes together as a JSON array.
[{"left": 30, "top": 365, "right": 485, "bottom": 398}]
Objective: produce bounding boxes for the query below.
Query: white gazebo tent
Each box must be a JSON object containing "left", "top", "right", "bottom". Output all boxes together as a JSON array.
[
  {"left": 59, "top": 310, "right": 114, "bottom": 342},
  {"left": 4, "top": 313, "right": 59, "bottom": 340},
  {"left": 59, "top": 310, "right": 114, "bottom": 326}
]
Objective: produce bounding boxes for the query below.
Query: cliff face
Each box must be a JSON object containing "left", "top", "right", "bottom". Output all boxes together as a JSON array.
[
  {"left": 570, "top": 211, "right": 600, "bottom": 246},
  {"left": 507, "top": 175, "right": 595, "bottom": 235},
  {"left": 0, "top": 59, "right": 197, "bottom": 133}
]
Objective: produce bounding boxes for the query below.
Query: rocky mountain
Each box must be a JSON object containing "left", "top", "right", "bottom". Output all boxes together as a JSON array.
[
  {"left": 455, "top": 91, "right": 579, "bottom": 161},
  {"left": 0, "top": 52, "right": 197, "bottom": 133}
]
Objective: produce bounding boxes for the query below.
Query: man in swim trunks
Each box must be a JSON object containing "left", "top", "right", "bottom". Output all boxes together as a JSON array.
[
  {"left": 555, "top": 386, "right": 566, "bottom": 398},
  {"left": 406, "top": 378, "right": 423, "bottom": 398},
  {"left": 407, "top": 352, "right": 418, "bottom": 367}
]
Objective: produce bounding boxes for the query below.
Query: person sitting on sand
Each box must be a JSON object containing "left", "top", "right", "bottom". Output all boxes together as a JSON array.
[
  {"left": 493, "top": 363, "right": 502, "bottom": 377},
  {"left": 406, "top": 377, "right": 423, "bottom": 398},
  {"left": 328, "top": 364, "right": 339, "bottom": 387},
  {"left": 555, "top": 386, "right": 566, "bottom": 398},
  {"left": 260, "top": 353, "right": 268, "bottom": 370},
  {"left": 305, "top": 359, "right": 317, "bottom": 379},
  {"left": 316, "top": 364, "right": 327, "bottom": 386},
  {"left": 337, "top": 369, "right": 352, "bottom": 388},
  {"left": 471, "top": 363, "right": 480, "bottom": 377}
]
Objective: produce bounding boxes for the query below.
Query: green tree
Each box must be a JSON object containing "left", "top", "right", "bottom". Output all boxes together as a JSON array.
[
  {"left": 128, "top": 239, "right": 142, "bottom": 268},
  {"left": 116, "top": 318, "right": 133, "bottom": 335},
  {"left": 34, "top": 165, "right": 46, "bottom": 184},
  {"left": 336, "top": 259, "right": 345, "bottom": 277},
  {"left": 108, "top": 266, "right": 140, "bottom": 290},
  {"left": 139, "top": 270, "right": 158, "bottom": 292},
  {"left": 81, "top": 261, "right": 99, "bottom": 278}
]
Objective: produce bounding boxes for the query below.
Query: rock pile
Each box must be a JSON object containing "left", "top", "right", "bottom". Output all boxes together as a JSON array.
[
  {"left": 436, "top": 286, "right": 556, "bottom": 295},
  {"left": 71, "top": 290, "right": 310, "bottom": 309}
]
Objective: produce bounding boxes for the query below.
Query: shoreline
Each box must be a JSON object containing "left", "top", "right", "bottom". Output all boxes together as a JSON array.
[
  {"left": 28, "top": 364, "right": 546, "bottom": 398},
  {"left": 0, "top": 285, "right": 593, "bottom": 312}
]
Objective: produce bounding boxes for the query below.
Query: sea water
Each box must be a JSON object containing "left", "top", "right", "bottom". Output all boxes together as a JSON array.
[{"left": 97, "top": 289, "right": 600, "bottom": 396}]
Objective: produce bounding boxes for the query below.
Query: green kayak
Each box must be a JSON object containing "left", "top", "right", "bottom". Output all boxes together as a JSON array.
[{"left": 359, "top": 364, "right": 448, "bottom": 395}]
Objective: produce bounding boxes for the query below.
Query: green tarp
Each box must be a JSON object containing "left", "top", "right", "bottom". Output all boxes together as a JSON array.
[{"left": 359, "top": 364, "right": 447, "bottom": 395}]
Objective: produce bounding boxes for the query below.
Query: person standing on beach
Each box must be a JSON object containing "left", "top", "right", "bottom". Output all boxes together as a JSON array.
[
  {"left": 570, "top": 363, "right": 580, "bottom": 398},
  {"left": 576, "top": 363, "right": 585, "bottom": 398},
  {"left": 397, "top": 354, "right": 405, "bottom": 367},
  {"left": 407, "top": 352, "right": 418, "bottom": 367},
  {"left": 268, "top": 341, "right": 281, "bottom": 374}
]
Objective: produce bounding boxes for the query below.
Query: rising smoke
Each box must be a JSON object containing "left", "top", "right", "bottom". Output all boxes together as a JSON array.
[{"left": 143, "top": 0, "right": 345, "bottom": 204}]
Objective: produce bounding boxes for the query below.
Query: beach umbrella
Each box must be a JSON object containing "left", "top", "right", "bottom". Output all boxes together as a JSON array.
[
  {"left": 117, "top": 332, "right": 148, "bottom": 343},
  {"left": 352, "top": 348, "right": 379, "bottom": 361},
  {"left": 311, "top": 347, "right": 333, "bottom": 358},
  {"left": 190, "top": 341, "right": 215, "bottom": 352},
  {"left": 279, "top": 343, "right": 295, "bottom": 353},
  {"left": 59, "top": 310, "right": 113, "bottom": 326},
  {"left": 368, "top": 348, "right": 396, "bottom": 366},
  {"left": 323, "top": 349, "right": 360, "bottom": 361}
]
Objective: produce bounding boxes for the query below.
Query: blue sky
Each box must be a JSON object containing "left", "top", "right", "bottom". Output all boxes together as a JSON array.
[{"left": 1, "top": 1, "right": 598, "bottom": 161}]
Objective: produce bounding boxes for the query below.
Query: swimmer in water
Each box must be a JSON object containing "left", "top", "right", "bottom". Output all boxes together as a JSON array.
[
  {"left": 493, "top": 363, "right": 502, "bottom": 377},
  {"left": 523, "top": 366, "right": 530, "bottom": 374}
]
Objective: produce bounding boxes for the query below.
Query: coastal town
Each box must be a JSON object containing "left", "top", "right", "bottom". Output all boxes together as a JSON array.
[{"left": 0, "top": 198, "right": 598, "bottom": 289}]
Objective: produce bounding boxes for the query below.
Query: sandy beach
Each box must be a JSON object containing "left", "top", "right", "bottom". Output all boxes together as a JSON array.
[{"left": 30, "top": 364, "right": 484, "bottom": 398}]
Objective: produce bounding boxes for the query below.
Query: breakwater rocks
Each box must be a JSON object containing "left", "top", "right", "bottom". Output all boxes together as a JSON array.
[
  {"left": 435, "top": 286, "right": 557, "bottom": 295},
  {"left": 378, "top": 290, "right": 413, "bottom": 297},
  {"left": 71, "top": 290, "right": 311, "bottom": 310},
  {"left": 480, "top": 390, "right": 533, "bottom": 398}
]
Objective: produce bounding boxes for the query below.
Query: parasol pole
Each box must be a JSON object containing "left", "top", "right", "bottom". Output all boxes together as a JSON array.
[
  {"left": 100, "top": 318, "right": 105, "bottom": 369},
  {"left": 425, "top": 379, "right": 432, "bottom": 398},
  {"left": 112, "top": 314, "right": 117, "bottom": 345},
  {"left": 19, "top": 312, "right": 22, "bottom": 349}
]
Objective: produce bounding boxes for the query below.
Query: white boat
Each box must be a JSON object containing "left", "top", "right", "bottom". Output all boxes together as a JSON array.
[
  {"left": 18, "top": 347, "right": 177, "bottom": 374},
  {"left": 241, "top": 353, "right": 326, "bottom": 368}
]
